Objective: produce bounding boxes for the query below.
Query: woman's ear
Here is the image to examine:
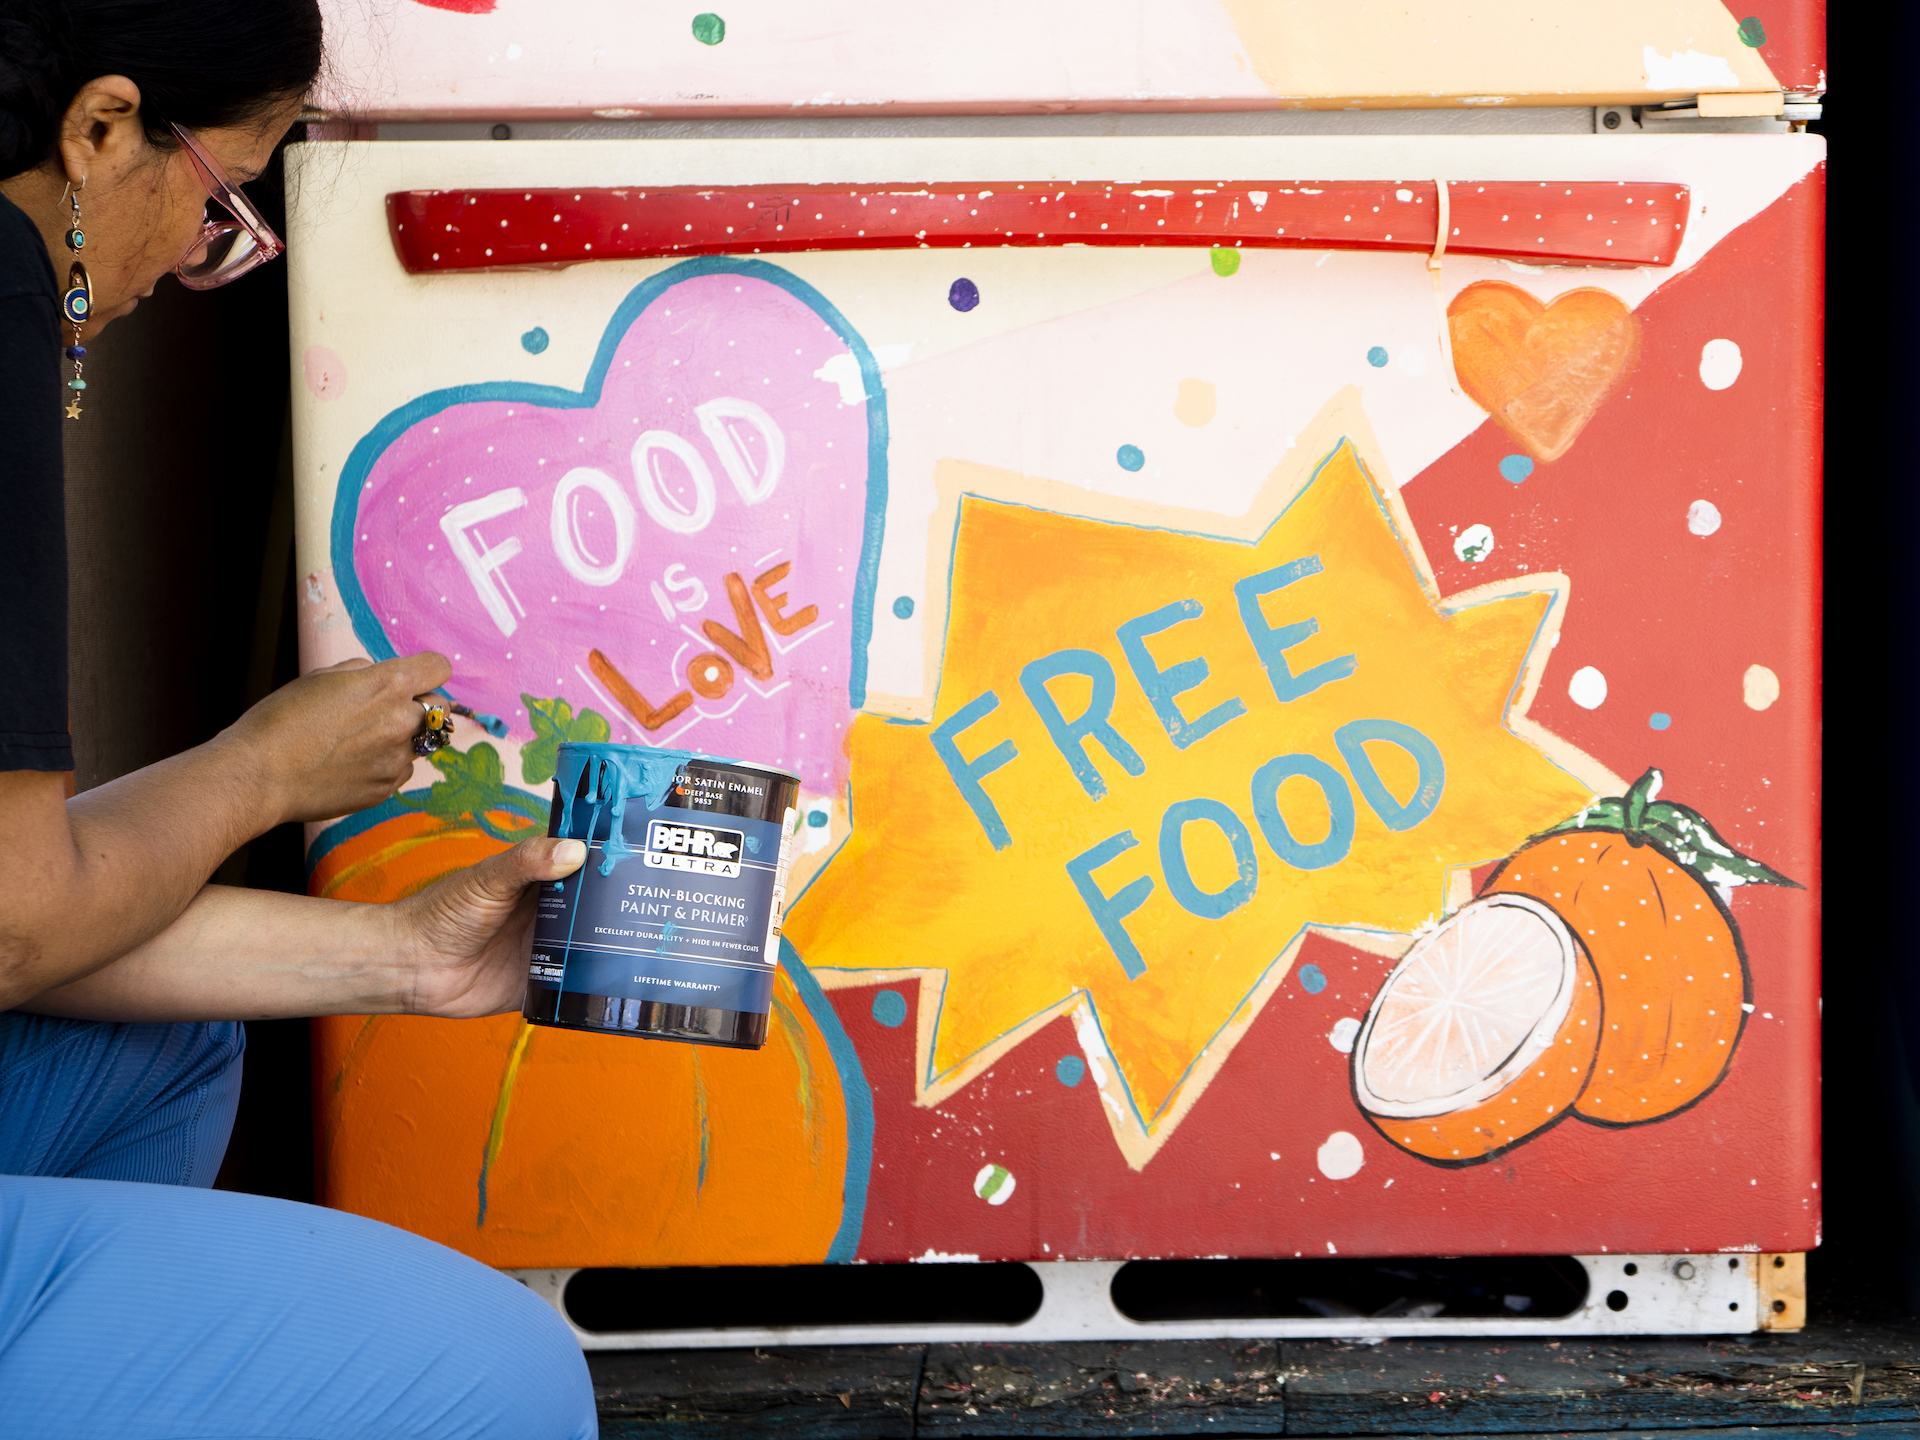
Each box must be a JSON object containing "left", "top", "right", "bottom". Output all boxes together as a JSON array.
[{"left": 56, "top": 75, "right": 146, "bottom": 190}]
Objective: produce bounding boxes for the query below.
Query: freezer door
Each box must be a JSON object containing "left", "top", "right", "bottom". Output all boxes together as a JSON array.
[{"left": 314, "top": 0, "right": 1823, "bottom": 121}]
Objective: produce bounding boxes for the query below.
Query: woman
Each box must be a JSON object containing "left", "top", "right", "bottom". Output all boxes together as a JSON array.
[{"left": 0, "top": 4, "right": 598, "bottom": 1435}]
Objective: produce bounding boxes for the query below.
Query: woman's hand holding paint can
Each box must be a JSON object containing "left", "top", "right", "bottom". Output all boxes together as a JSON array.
[
  {"left": 220, "top": 651, "right": 453, "bottom": 824},
  {"left": 384, "top": 836, "right": 590, "bottom": 1018}
]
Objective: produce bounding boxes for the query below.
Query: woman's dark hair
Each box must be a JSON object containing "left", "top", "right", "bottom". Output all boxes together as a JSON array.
[{"left": 0, "top": 0, "right": 323, "bottom": 180}]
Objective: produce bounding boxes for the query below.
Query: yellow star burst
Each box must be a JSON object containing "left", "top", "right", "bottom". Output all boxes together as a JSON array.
[{"left": 787, "top": 427, "right": 1610, "bottom": 1164}]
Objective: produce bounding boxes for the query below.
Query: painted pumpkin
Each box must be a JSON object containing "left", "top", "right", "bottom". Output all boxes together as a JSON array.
[{"left": 310, "top": 798, "right": 855, "bottom": 1270}]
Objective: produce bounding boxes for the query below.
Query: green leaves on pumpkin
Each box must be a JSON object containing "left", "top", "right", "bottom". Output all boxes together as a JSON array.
[
  {"left": 396, "top": 695, "right": 607, "bottom": 841},
  {"left": 1546, "top": 768, "right": 1801, "bottom": 890},
  {"left": 398, "top": 741, "right": 548, "bottom": 842},
  {"left": 519, "top": 694, "right": 611, "bottom": 787}
]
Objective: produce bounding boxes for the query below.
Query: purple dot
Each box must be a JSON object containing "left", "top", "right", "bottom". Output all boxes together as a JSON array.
[{"left": 948, "top": 277, "right": 980, "bottom": 312}]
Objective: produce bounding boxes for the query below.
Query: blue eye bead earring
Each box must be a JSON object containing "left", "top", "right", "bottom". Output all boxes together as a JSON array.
[
  {"left": 60, "top": 183, "right": 88, "bottom": 419},
  {"left": 62, "top": 262, "right": 90, "bottom": 325}
]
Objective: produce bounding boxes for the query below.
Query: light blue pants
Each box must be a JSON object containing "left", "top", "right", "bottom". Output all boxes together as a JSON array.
[{"left": 0, "top": 1014, "right": 597, "bottom": 1439}]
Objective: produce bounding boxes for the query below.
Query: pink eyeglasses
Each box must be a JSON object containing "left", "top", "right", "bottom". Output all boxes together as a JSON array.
[{"left": 170, "top": 123, "right": 284, "bottom": 289}]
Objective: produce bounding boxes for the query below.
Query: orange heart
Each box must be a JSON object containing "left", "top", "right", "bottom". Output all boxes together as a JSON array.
[{"left": 1447, "top": 281, "right": 1641, "bottom": 463}]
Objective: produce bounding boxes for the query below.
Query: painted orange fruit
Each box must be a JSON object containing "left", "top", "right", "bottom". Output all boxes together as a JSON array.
[
  {"left": 1353, "top": 770, "right": 1796, "bottom": 1163},
  {"left": 1353, "top": 893, "right": 1602, "bottom": 1165},
  {"left": 1484, "top": 830, "right": 1749, "bottom": 1126}
]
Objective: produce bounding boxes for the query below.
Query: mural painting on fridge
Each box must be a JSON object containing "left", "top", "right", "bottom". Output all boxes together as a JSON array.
[
  {"left": 290, "top": 0, "right": 1821, "bottom": 1272},
  {"left": 319, "top": 0, "right": 1821, "bottom": 116}
]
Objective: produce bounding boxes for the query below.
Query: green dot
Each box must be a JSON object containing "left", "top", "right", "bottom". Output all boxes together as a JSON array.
[
  {"left": 1735, "top": 15, "right": 1766, "bottom": 46},
  {"left": 692, "top": 12, "right": 725, "bottom": 44},
  {"left": 1210, "top": 246, "right": 1241, "bottom": 277}
]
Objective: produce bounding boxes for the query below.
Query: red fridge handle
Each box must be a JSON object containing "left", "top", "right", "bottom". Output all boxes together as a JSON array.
[{"left": 387, "top": 179, "right": 1689, "bottom": 274}]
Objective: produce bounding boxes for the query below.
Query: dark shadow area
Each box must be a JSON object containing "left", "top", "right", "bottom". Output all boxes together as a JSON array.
[
  {"left": 1807, "top": 23, "right": 1920, "bottom": 1326},
  {"left": 213, "top": 539, "right": 313, "bottom": 1201},
  {"left": 1111, "top": 1255, "right": 1589, "bottom": 1322},
  {"left": 64, "top": 143, "right": 293, "bottom": 789},
  {"left": 565, "top": 1262, "right": 1045, "bottom": 1333}
]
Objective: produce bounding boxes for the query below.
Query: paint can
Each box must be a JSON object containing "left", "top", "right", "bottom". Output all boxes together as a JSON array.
[{"left": 524, "top": 742, "right": 801, "bottom": 1049}]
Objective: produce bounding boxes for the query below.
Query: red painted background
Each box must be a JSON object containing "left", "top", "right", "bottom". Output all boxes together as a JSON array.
[{"left": 830, "top": 171, "right": 1823, "bottom": 1262}]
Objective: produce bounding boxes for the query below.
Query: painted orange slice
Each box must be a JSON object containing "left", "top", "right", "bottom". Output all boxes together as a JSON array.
[
  {"left": 1484, "top": 831, "right": 1748, "bottom": 1125},
  {"left": 1353, "top": 894, "right": 1602, "bottom": 1165}
]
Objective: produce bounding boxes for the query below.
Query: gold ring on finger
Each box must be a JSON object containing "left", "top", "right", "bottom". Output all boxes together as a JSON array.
[{"left": 414, "top": 698, "right": 454, "bottom": 756}]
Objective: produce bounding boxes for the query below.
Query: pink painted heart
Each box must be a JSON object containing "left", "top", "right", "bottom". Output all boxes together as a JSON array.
[{"left": 336, "top": 261, "right": 884, "bottom": 795}]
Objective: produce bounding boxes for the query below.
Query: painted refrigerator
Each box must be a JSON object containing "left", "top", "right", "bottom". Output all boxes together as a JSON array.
[{"left": 289, "top": 124, "right": 1822, "bottom": 1279}]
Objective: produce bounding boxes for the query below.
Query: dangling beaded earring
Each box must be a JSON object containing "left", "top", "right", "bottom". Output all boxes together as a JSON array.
[{"left": 59, "top": 180, "right": 89, "bottom": 419}]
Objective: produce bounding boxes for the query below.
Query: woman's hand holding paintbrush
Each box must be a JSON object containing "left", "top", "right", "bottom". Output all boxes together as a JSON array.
[
  {"left": 0, "top": 648, "right": 570, "bottom": 1018},
  {"left": 223, "top": 651, "right": 453, "bottom": 823}
]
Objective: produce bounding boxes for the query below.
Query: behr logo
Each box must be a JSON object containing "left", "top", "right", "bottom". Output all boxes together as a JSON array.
[{"left": 644, "top": 819, "right": 745, "bottom": 877}]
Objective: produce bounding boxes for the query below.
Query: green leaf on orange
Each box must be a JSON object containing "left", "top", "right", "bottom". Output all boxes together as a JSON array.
[{"left": 1545, "top": 768, "right": 1801, "bottom": 890}]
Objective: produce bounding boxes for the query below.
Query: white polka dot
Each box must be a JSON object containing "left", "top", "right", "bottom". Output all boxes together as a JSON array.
[
  {"left": 1328, "top": 1017, "right": 1361, "bottom": 1053},
  {"left": 1454, "top": 523, "right": 1495, "bottom": 563},
  {"left": 1317, "top": 1131, "right": 1365, "bottom": 1180},
  {"left": 972, "top": 1164, "right": 1016, "bottom": 1205},
  {"left": 1568, "top": 665, "right": 1608, "bottom": 710},
  {"left": 1687, "top": 499, "right": 1722, "bottom": 536},
  {"left": 1699, "top": 338, "right": 1743, "bottom": 390},
  {"left": 1743, "top": 664, "right": 1780, "bottom": 711}
]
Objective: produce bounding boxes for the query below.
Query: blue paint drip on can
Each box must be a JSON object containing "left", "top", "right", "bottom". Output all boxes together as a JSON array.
[{"left": 526, "top": 742, "right": 801, "bottom": 1049}]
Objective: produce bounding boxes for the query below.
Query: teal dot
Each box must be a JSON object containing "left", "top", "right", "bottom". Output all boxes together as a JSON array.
[
  {"left": 1499, "top": 454, "right": 1535, "bottom": 484},
  {"left": 521, "top": 327, "right": 549, "bottom": 354},
  {"left": 807, "top": 808, "right": 830, "bottom": 828},
  {"left": 1649, "top": 712, "right": 1672, "bottom": 731},
  {"left": 1736, "top": 15, "right": 1766, "bottom": 46},
  {"left": 1366, "top": 346, "right": 1389, "bottom": 368},
  {"left": 871, "top": 990, "right": 908, "bottom": 1027},
  {"left": 1116, "top": 444, "right": 1145, "bottom": 472},
  {"left": 1298, "top": 963, "right": 1328, "bottom": 994},
  {"left": 1056, "top": 1055, "right": 1086, "bottom": 1087},
  {"left": 892, "top": 595, "right": 915, "bottom": 619},
  {"left": 692, "top": 11, "right": 726, "bottom": 43}
]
